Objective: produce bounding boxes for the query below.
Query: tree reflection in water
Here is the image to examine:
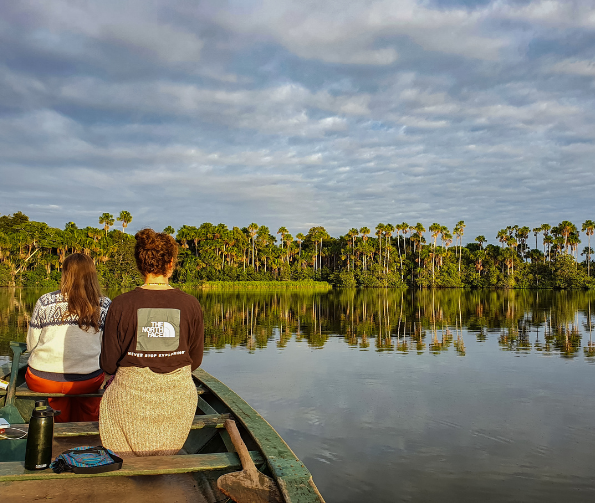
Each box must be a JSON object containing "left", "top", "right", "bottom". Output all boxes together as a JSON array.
[{"left": 2, "top": 288, "right": 595, "bottom": 361}]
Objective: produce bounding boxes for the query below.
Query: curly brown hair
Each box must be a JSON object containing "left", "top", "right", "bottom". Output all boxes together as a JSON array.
[
  {"left": 134, "top": 228, "right": 178, "bottom": 277},
  {"left": 61, "top": 253, "right": 102, "bottom": 332}
]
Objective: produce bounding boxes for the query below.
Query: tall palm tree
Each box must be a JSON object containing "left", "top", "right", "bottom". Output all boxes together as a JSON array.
[
  {"left": 296, "top": 232, "right": 305, "bottom": 259},
  {"left": 359, "top": 227, "right": 370, "bottom": 271},
  {"left": 414, "top": 223, "right": 426, "bottom": 278},
  {"left": 400, "top": 222, "right": 409, "bottom": 254},
  {"left": 454, "top": 220, "right": 465, "bottom": 273},
  {"left": 582, "top": 220, "right": 595, "bottom": 276},
  {"left": 541, "top": 224, "right": 551, "bottom": 257},
  {"left": 558, "top": 220, "right": 576, "bottom": 254},
  {"left": 517, "top": 226, "right": 530, "bottom": 261},
  {"left": 543, "top": 234, "right": 553, "bottom": 263},
  {"left": 533, "top": 226, "right": 541, "bottom": 250},
  {"left": 429, "top": 223, "right": 441, "bottom": 280},
  {"left": 375, "top": 224, "right": 385, "bottom": 266},
  {"left": 99, "top": 213, "right": 114, "bottom": 239},
  {"left": 475, "top": 235, "right": 486, "bottom": 249},
  {"left": 277, "top": 226, "right": 288, "bottom": 249},
  {"left": 384, "top": 223, "right": 394, "bottom": 273},
  {"left": 497, "top": 229, "right": 508, "bottom": 248},
  {"left": 117, "top": 211, "right": 132, "bottom": 233},
  {"left": 284, "top": 234, "right": 293, "bottom": 263},
  {"left": 248, "top": 223, "right": 258, "bottom": 267}
]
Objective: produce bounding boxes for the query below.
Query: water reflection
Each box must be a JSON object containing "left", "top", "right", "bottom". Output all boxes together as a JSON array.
[
  {"left": 194, "top": 289, "right": 595, "bottom": 360},
  {"left": 2, "top": 288, "right": 595, "bottom": 361}
]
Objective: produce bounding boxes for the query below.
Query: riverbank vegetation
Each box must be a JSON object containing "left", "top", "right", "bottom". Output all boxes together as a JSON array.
[{"left": 1, "top": 211, "right": 594, "bottom": 289}]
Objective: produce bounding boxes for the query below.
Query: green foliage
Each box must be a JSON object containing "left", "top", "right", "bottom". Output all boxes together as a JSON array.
[{"left": 2, "top": 211, "right": 595, "bottom": 291}]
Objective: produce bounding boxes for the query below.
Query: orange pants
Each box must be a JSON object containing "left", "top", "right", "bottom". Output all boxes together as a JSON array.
[{"left": 25, "top": 368, "right": 104, "bottom": 423}]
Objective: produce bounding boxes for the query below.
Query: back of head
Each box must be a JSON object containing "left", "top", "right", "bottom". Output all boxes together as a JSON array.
[
  {"left": 61, "top": 253, "right": 102, "bottom": 332},
  {"left": 134, "top": 228, "right": 178, "bottom": 277}
]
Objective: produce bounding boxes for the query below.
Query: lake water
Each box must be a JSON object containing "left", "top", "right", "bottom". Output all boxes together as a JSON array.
[{"left": 2, "top": 288, "right": 595, "bottom": 502}]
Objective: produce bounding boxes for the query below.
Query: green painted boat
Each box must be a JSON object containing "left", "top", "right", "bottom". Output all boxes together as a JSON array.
[{"left": 0, "top": 343, "right": 325, "bottom": 503}]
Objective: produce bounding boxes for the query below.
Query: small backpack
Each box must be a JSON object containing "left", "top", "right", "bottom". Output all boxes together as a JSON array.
[{"left": 51, "top": 446, "right": 123, "bottom": 474}]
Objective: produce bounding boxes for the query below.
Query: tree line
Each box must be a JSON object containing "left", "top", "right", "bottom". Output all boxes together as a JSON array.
[{"left": 0, "top": 211, "right": 594, "bottom": 289}]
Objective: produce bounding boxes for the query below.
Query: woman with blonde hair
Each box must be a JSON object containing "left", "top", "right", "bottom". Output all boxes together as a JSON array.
[
  {"left": 26, "top": 253, "right": 111, "bottom": 422},
  {"left": 100, "top": 228, "right": 204, "bottom": 457}
]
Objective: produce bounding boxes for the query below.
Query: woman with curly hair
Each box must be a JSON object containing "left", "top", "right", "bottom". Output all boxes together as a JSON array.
[
  {"left": 26, "top": 253, "right": 111, "bottom": 422},
  {"left": 99, "top": 228, "right": 204, "bottom": 457}
]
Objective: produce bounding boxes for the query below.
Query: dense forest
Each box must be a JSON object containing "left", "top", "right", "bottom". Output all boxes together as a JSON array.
[{"left": 0, "top": 211, "right": 594, "bottom": 290}]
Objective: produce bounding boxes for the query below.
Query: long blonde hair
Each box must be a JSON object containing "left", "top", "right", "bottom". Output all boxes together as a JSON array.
[{"left": 61, "top": 253, "right": 102, "bottom": 332}]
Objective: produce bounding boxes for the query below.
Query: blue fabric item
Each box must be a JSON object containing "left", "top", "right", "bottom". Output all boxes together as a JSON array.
[{"left": 51, "top": 446, "right": 123, "bottom": 474}]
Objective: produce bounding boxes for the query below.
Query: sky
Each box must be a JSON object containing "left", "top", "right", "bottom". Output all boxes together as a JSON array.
[{"left": 1, "top": 0, "right": 595, "bottom": 244}]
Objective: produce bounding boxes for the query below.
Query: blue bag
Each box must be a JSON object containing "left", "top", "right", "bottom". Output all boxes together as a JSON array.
[{"left": 50, "top": 446, "right": 123, "bottom": 474}]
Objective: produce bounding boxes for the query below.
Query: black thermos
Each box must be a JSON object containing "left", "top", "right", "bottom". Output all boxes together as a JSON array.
[{"left": 24, "top": 400, "right": 60, "bottom": 470}]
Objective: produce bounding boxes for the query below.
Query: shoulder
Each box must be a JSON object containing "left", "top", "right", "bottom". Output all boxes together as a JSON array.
[{"left": 37, "top": 291, "right": 65, "bottom": 307}]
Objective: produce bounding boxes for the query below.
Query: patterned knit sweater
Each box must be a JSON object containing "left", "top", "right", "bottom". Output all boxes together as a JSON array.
[{"left": 27, "top": 291, "right": 111, "bottom": 375}]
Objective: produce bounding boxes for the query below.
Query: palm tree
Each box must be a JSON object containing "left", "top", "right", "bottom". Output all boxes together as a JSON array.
[
  {"left": 296, "top": 233, "right": 305, "bottom": 259},
  {"left": 375, "top": 223, "right": 385, "bottom": 269},
  {"left": 533, "top": 226, "right": 541, "bottom": 250},
  {"left": 497, "top": 229, "right": 508, "bottom": 248},
  {"left": 284, "top": 234, "right": 293, "bottom": 263},
  {"left": 347, "top": 228, "right": 358, "bottom": 270},
  {"left": 541, "top": 224, "right": 551, "bottom": 257},
  {"left": 475, "top": 235, "right": 486, "bottom": 249},
  {"left": 359, "top": 227, "right": 370, "bottom": 271},
  {"left": 163, "top": 226, "right": 175, "bottom": 235},
  {"left": 277, "top": 226, "right": 288, "bottom": 249},
  {"left": 248, "top": 223, "right": 258, "bottom": 267},
  {"left": 543, "top": 234, "right": 553, "bottom": 262},
  {"left": 558, "top": 220, "right": 576, "bottom": 254},
  {"left": 582, "top": 220, "right": 595, "bottom": 276},
  {"left": 414, "top": 223, "right": 426, "bottom": 278},
  {"left": 99, "top": 213, "right": 114, "bottom": 239},
  {"left": 400, "top": 222, "right": 409, "bottom": 254},
  {"left": 517, "top": 226, "right": 530, "bottom": 261},
  {"left": 384, "top": 223, "right": 394, "bottom": 273},
  {"left": 454, "top": 220, "right": 465, "bottom": 273},
  {"left": 429, "top": 223, "right": 441, "bottom": 280},
  {"left": 117, "top": 211, "right": 132, "bottom": 233}
]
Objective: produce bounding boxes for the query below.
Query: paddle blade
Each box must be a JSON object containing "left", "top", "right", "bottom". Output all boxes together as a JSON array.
[{"left": 217, "top": 469, "right": 283, "bottom": 503}]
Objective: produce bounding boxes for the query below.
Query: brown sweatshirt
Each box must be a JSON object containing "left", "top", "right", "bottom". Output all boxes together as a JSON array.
[{"left": 100, "top": 287, "right": 204, "bottom": 375}]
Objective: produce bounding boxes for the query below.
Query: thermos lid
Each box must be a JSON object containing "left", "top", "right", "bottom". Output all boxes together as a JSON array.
[{"left": 31, "top": 403, "right": 60, "bottom": 418}]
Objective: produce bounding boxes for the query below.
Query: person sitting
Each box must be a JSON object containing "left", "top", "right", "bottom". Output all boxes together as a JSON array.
[
  {"left": 26, "top": 253, "right": 111, "bottom": 422},
  {"left": 99, "top": 228, "right": 204, "bottom": 457}
]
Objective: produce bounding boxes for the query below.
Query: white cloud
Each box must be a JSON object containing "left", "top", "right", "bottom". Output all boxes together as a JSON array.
[
  {"left": 547, "top": 59, "right": 595, "bottom": 76},
  {"left": 214, "top": 0, "right": 508, "bottom": 63}
]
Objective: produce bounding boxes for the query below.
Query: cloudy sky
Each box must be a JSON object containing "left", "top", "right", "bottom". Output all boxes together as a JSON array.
[{"left": 1, "top": 0, "right": 594, "bottom": 243}]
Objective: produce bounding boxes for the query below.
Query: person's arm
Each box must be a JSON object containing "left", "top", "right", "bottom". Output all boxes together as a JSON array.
[
  {"left": 189, "top": 302, "right": 204, "bottom": 371},
  {"left": 100, "top": 302, "right": 122, "bottom": 375},
  {"left": 27, "top": 300, "right": 43, "bottom": 353}
]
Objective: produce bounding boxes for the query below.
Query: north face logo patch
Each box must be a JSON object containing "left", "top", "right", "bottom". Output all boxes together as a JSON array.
[
  {"left": 136, "top": 308, "right": 180, "bottom": 352},
  {"left": 142, "top": 321, "right": 176, "bottom": 338}
]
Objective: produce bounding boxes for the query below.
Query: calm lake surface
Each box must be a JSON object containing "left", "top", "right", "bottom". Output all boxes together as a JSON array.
[{"left": 2, "top": 287, "right": 595, "bottom": 502}]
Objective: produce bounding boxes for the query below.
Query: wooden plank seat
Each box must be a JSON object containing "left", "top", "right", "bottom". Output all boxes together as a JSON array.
[
  {"left": 7, "top": 413, "right": 231, "bottom": 437},
  {"left": 0, "top": 382, "right": 207, "bottom": 399},
  {"left": 0, "top": 450, "right": 264, "bottom": 482}
]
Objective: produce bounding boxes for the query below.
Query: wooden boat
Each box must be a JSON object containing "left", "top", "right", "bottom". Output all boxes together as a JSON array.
[{"left": 0, "top": 342, "right": 324, "bottom": 503}]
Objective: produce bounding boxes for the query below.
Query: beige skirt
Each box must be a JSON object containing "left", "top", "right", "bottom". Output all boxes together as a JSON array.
[{"left": 99, "top": 365, "right": 198, "bottom": 457}]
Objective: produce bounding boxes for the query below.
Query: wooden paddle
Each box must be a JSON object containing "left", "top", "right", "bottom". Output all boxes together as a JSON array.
[{"left": 217, "top": 419, "right": 283, "bottom": 503}]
